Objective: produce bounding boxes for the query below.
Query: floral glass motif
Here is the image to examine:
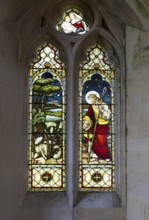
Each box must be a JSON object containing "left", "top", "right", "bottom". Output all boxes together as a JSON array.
[
  {"left": 28, "top": 43, "right": 66, "bottom": 191},
  {"left": 79, "top": 44, "right": 115, "bottom": 191},
  {"left": 56, "top": 8, "right": 89, "bottom": 35}
]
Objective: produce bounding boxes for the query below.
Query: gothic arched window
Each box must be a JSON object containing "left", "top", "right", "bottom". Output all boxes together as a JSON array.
[
  {"left": 79, "top": 43, "right": 115, "bottom": 191},
  {"left": 28, "top": 43, "right": 66, "bottom": 191},
  {"left": 26, "top": 4, "right": 125, "bottom": 208}
]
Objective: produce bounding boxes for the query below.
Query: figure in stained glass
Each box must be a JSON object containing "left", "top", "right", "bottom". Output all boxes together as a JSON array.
[
  {"left": 79, "top": 44, "right": 115, "bottom": 190},
  {"left": 83, "top": 90, "right": 111, "bottom": 163},
  {"left": 56, "top": 9, "right": 89, "bottom": 34}
]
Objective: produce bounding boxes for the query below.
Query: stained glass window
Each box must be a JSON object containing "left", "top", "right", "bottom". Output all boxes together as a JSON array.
[
  {"left": 79, "top": 44, "right": 115, "bottom": 191},
  {"left": 56, "top": 8, "right": 89, "bottom": 35},
  {"left": 28, "top": 43, "right": 66, "bottom": 191}
]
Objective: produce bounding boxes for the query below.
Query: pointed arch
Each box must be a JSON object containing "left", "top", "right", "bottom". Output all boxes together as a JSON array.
[
  {"left": 28, "top": 42, "right": 66, "bottom": 191},
  {"left": 79, "top": 43, "right": 116, "bottom": 191}
]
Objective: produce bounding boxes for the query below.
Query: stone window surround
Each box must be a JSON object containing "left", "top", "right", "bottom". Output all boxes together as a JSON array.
[{"left": 18, "top": 1, "right": 126, "bottom": 215}]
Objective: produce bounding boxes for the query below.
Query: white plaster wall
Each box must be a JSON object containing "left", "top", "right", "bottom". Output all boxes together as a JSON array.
[{"left": 126, "top": 26, "right": 149, "bottom": 220}]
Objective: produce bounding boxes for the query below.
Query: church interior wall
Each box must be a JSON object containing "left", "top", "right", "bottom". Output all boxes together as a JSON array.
[
  {"left": 126, "top": 26, "right": 149, "bottom": 220},
  {"left": 0, "top": 1, "right": 149, "bottom": 220}
]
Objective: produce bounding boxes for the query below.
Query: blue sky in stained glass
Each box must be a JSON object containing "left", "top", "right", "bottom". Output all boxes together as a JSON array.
[{"left": 82, "top": 73, "right": 111, "bottom": 104}]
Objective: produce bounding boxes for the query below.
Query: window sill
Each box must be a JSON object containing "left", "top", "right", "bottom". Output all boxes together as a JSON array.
[{"left": 76, "top": 192, "right": 121, "bottom": 208}]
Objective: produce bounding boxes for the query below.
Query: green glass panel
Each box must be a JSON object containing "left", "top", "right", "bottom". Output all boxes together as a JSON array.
[{"left": 28, "top": 43, "right": 66, "bottom": 191}]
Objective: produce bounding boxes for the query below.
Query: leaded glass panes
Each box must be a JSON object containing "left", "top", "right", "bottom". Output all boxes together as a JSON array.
[
  {"left": 28, "top": 43, "right": 66, "bottom": 191},
  {"left": 56, "top": 8, "right": 89, "bottom": 35},
  {"left": 79, "top": 44, "right": 115, "bottom": 191}
]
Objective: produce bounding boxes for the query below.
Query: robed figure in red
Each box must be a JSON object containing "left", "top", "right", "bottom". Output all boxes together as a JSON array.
[{"left": 83, "top": 91, "right": 111, "bottom": 162}]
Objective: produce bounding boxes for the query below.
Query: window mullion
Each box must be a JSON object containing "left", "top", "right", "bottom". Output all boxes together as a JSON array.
[{"left": 66, "top": 57, "right": 79, "bottom": 207}]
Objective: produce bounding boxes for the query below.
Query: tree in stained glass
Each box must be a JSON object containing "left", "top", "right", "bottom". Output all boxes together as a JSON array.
[
  {"left": 28, "top": 43, "right": 66, "bottom": 191},
  {"left": 56, "top": 8, "right": 89, "bottom": 35},
  {"left": 79, "top": 44, "right": 115, "bottom": 191}
]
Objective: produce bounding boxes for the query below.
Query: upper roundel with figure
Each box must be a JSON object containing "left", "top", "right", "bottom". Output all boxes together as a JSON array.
[{"left": 56, "top": 8, "right": 90, "bottom": 35}]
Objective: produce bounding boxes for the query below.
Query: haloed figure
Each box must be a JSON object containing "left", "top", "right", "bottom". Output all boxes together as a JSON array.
[
  {"left": 83, "top": 91, "right": 111, "bottom": 163},
  {"left": 61, "top": 11, "right": 87, "bottom": 34}
]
